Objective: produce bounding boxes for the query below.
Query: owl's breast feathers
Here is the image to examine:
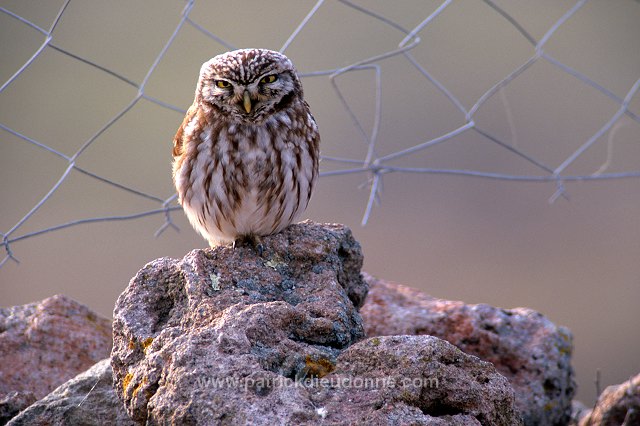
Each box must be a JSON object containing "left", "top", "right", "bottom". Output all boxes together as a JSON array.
[{"left": 172, "top": 98, "right": 318, "bottom": 245}]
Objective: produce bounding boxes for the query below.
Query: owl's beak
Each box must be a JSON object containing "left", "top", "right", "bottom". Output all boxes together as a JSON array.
[{"left": 243, "top": 90, "right": 252, "bottom": 113}]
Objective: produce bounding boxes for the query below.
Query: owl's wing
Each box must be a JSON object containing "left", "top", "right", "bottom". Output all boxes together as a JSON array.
[{"left": 172, "top": 102, "right": 198, "bottom": 158}]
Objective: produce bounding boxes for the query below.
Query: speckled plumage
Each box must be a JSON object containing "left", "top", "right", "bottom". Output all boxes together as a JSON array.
[{"left": 172, "top": 49, "right": 320, "bottom": 246}]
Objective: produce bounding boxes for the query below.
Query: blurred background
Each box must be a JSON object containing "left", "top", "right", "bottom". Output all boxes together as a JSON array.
[{"left": 1, "top": 0, "right": 639, "bottom": 405}]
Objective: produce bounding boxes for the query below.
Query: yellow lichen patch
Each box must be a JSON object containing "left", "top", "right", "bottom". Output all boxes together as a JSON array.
[
  {"left": 132, "top": 377, "right": 148, "bottom": 399},
  {"left": 370, "top": 337, "right": 381, "bottom": 346},
  {"left": 142, "top": 337, "right": 154, "bottom": 353},
  {"left": 399, "top": 389, "right": 414, "bottom": 401},
  {"left": 557, "top": 344, "right": 571, "bottom": 356},
  {"left": 128, "top": 340, "right": 136, "bottom": 350},
  {"left": 122, "top": 372, "right": 134, "bottom": 393},
  {"left": 304, "top": 355, "right": 336, "bottom": 379},
  {"left": 556, "top": 329, "right": 572, "bottom": 355}
]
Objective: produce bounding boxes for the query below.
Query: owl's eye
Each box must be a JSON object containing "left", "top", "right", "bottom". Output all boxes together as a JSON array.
[
  {"left": 260, "top": 75, "right": 278, "bottom": 84},
  {"left": 215, "top": 80, "right": 231, "bottom": 89}
]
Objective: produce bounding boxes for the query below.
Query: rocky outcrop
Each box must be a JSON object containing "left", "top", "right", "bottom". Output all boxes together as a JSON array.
[
  {"left": 360, "top": 275, "right": 575, "bottom": 425},
  {"left": 0, "top": 295, "right": 112, "bottom": 423},
  {"left": 110, "top": 222, "right": 522, "bottom": 425},
  {"left": 4, "top": 221, "right": 590, "bottom": 424}
]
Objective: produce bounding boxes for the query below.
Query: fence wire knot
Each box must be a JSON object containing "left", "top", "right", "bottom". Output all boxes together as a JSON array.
[
  {"left": 155, "top": 195, "right": 181, "bottom": 238},
  {"left": 549, "top": 177, "right": 570, "bottom": 204},
  {"left": 0, "top": 233, "right": 20, "bottom": 267}
]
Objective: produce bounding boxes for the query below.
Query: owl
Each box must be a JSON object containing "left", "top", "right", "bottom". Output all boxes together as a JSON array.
[{"left": 172, "top": 49, "right": 320, "bottom": 248}]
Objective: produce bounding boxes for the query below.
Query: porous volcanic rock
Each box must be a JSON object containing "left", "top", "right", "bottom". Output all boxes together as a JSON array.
[
  {"left": 318, "top": 335, "right": 521, "bottom": 425},
  {"left": 360, "top": 274, "right": 575, "bottom": 426},
  {"left": 0, "top": 294, "right": 112, "bottom": 422}
]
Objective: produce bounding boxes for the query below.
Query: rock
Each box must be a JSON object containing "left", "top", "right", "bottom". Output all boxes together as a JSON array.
[
  {"left": 0, "top": 294, "right": 112, "bottom": 407},
  {"left": 360, "top": 274, "right": 575, "bottom": 426},
  {"left": 0, "top": 392, "right": 36, "bottom": 425},
  {"left": 111, "top": 222, "right": 367, "bottom": 424},
  {"left": 7, "top": 359, "right": 133, "bottom": 426},
  {"left": 579, "top": 373, "right": 640, "bottom": 426},
  {"left": 319, "top": 335, "right": 522, "bottom": 425},
  {"left": 111, "top": 221, "right": 521, "bottom": 424}
]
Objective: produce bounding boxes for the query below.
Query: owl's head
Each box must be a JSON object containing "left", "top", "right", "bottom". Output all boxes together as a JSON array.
[{"left": 196, "top": 48, "right": 303, "bottom": 124}]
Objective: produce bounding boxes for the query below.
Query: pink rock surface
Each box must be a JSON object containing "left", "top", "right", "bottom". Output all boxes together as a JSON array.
[
  {"left": 0, "top": 294, "right": 112, "bottom": 408},
  {"left": 323, "top": 335, "right": 521, "bottom": 425},
  {"left": 360, "top": 274, "right": 575, "bottom": 426}
]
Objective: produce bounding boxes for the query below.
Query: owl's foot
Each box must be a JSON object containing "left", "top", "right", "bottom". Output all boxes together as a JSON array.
[{"left": 233, "top": 234, "right": 264, "bottom": 256}]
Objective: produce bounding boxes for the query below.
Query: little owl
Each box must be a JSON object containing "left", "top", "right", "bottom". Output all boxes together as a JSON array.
[{"left": 172, "top": 49, "right": 320, "bottom": 248}]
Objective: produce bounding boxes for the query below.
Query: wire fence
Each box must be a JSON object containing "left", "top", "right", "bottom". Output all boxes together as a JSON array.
[{"left": 1, "top": 0, "right": 639, "bottom": 268}]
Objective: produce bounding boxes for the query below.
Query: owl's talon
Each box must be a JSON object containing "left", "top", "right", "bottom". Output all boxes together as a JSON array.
[
  {"left": 250, "top": 235, "right": 264, "bottom": 256},
  {"left": 254, "top": 242, "right": 264, "bottom": 257},
  {"left": 233, "top": 234, "right": 264, "bottom": 255}
]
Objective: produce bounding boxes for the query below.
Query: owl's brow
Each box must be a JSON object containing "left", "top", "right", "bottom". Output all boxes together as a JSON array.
[{"left": 227, "top": 69, "right": 287, "bottom": 86}]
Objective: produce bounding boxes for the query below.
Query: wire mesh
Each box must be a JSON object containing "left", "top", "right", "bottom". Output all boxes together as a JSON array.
[{"left": 1, "top": 0, "right": 639, "bottom": 268}]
